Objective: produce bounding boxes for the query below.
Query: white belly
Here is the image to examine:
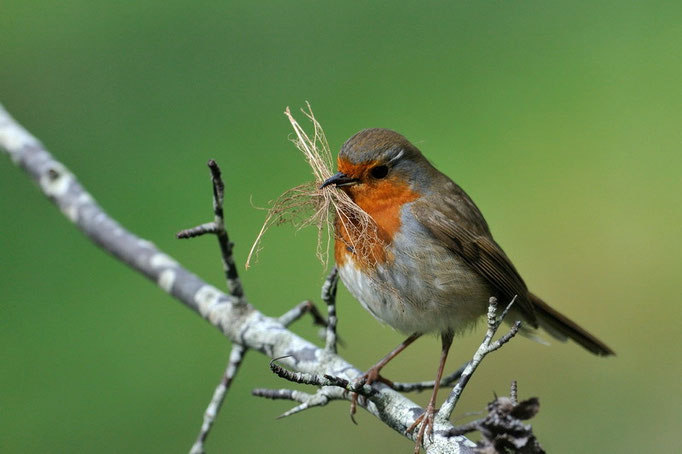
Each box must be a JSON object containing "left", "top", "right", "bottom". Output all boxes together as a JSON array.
[{"left": 338, "top": 227, "right": 491, "bottom": 335}]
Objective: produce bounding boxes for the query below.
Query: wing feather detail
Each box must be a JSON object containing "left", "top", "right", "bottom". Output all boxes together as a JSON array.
[{"left": 411, "top": 187, "right": 538, "bottom": 326}]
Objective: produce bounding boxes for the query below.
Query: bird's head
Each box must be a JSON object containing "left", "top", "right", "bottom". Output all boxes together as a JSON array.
[{"left": 321, "top": 129, "right": 432, "bottom": 211}]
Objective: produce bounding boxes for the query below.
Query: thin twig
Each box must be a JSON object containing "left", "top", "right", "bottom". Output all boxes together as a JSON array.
[
  {"left": 436, "top": 297, "right": 521, "bottom": 423},
  {"left": 253, "top": 387, "right": 340, "bottom": 419},
  {"left": 277, "top": 300, "right": 345, "bottom": 346},
  {"left": 391, "top": 362, "right": 469, "bottom": 393},
  {"left": 321, "top": 266, "right": 339, "bottom": 353},
  {"left": 268, "top": 357, "right": 375, "bottom": 397},
  {"left": 177, "top": 159, "right": 252, "bottom": 453},
  {"left": 177, "top": 222, "right": 218, "bottom": 238},
  {"left": 252, "top": 388, "right": 314, "bottom": 401},
  {"left": 208, "top": 160, "right": 245, "bottom": 300},
  {"left": 445, "top": 419, "right": 484, "bottom": 436},
  {"left": 177, "top": 159, "right": 246, "bottom": 302},
  {"left": 189, "top": 345, "right": 247, "bottom": 454},
  {"left": 277, "top": 300, "right": 328, "bottom": 328}
]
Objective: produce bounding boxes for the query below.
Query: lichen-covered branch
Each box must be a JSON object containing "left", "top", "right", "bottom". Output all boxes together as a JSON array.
[
  {"left": 189, "top": 345, "right": 247, "bottom": 454},
  {"left": 179, "top": 159, "right": 252, "bottom": 453},
  {"left": 269, "top": 358, "right": 375, "bottom": 396},
  {"left": 252, "top": 386, "right": 343, "bottom": 419},
  {"left": 0, "top": 103, "right": 478, "bottom": 453},
  {"left": 177, "top": 159, "right": 246, "bottom": 302},
  {"left": 437, "top": 297, "right": 521, "bottom": 424},
  {"left": 321, "top": 266, "right": 339, "bottom": 353}
]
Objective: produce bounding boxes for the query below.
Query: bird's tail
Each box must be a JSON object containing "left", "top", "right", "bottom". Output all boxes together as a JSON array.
[{"left": 529, "top": 293, "right": 615, "bottom": 356}]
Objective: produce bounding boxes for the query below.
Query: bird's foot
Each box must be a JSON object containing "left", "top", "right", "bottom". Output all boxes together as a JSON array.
[
  {"left": 349, "top": 366, "right": 393, "bottom": 423},
  {"left": 406, "top": 403, "right": 437, "bottom": 453}
]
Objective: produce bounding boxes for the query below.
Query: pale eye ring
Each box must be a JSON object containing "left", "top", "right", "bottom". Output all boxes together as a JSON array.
[{"left": 370, "top": 165, "right": 389, "bottom": 179}]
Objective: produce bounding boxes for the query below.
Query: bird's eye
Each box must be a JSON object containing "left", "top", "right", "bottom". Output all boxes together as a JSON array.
[{"left": 370, "top": 165, "right": 389, "bottom": 179}]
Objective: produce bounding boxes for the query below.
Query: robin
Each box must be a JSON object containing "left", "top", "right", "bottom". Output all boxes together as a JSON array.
[{"left": 320, "top": 128, "right": 614, "bottom": 453}]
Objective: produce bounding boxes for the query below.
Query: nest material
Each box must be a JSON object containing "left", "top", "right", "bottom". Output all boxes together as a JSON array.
[{"left": 246, "top": 104, "right": 381, "bottom": 269}]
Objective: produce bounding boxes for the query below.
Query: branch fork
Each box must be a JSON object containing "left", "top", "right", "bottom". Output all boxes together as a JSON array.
[{"left": 435, "top": 297, "right": 521, "bottom": 427}]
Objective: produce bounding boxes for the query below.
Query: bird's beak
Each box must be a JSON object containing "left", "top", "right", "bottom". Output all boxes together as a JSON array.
[{"left": 320, "top": 172, "right": 358, "bottom": 189}]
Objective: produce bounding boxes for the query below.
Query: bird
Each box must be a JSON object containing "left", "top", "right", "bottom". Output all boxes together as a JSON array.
[{"left": 320, "top": 128, "right": 614, "bottom": 453}]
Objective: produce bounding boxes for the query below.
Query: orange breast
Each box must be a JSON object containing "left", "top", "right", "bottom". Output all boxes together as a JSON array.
[{"left": 334, "top": 160, "right": 419, "bottom": 269}]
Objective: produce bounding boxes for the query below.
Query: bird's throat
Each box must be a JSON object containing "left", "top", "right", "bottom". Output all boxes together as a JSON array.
[{"left": 335, "top": 178, "right": 419, "bottom": 267}]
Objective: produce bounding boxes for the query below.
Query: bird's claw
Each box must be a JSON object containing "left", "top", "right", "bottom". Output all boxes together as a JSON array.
[
  {"left": 349, "top": 366, "right": 393, "bottom": 423},
  {"left": 407, "top": 404, "right": 437, "bottom": 453}
]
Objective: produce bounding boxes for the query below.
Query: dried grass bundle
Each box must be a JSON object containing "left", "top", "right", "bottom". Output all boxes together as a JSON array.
[{"left": 246, "top": 103, "right": 380, "bottom": 269}]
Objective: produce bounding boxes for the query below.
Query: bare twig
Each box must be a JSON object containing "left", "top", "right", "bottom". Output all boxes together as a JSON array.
[
  {"left": 277, "top": 300, "right": 328, "bottom": 329},
  {"left": 269, "top": 357, "right": 375, "bottom": 397},
  {"left": 252, "top": 387, "right": 342, "bottom": 419},
  {"left": 446, "top": 420, "right": 483, "bottom": 437},
  {"left": 391, "top": 362, "right": 468, "bottom": 393},
  {"left": 189, "top": 344, "right": 247, "bottom": 454},
  {"left": 177, "top": 222, "right": 218, "bottom": 238},
  {"left": 252, "top": 388, "right": 312, "bottom": 401},
  {"left": 177, "top": 159, "right": 253, "bottom": 453},
  {"left": 256, "top": 358, "right": 382, "bottom": 420},
  {"left": 321, "top": 266, "right": 339, "bottom": 353},
  {"left": 510, "top": 379, "right": 518, "bottom": 405},
  {"left": 177, "top": 159, "right": 245, "bottom": 302},
  {"left": 436, "top": 297, "right": 521, "bottom": 424}
]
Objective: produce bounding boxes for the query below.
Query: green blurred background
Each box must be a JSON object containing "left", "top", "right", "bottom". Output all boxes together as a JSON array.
[{"left": 2, "top": 1, "right": 680, "bottom": 452}]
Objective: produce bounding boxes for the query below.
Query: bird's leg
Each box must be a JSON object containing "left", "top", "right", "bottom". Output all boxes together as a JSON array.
[
  {"left": 407, "top": 331, "right": 453, "bottom": 453},
  {"left": 350, "top": 332, "right": 421, "bottom": 421}
]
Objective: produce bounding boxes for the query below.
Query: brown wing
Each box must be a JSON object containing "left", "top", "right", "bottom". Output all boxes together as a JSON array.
[{"left": 411, "top": 179, "right": 538, "bottom": 327}]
